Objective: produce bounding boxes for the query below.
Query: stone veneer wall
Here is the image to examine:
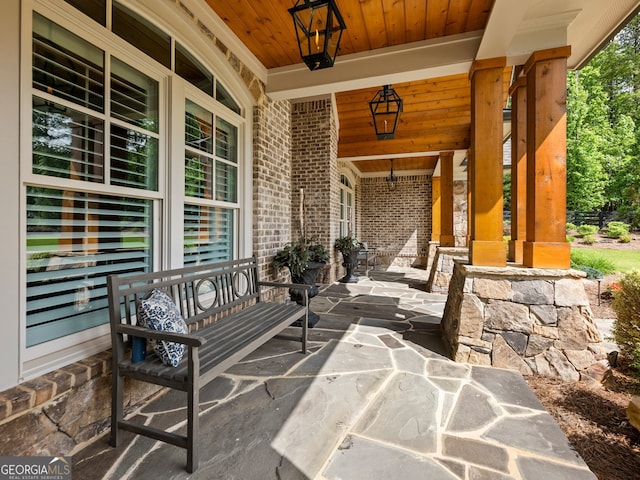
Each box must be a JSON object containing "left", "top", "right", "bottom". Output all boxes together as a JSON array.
[
  {"left": 0, "top": 351, "right": 161, "bottom": 456},
  {"left": 453, "top": 180, "right": 468, "bottom": 247},
  {"left": 441, "top": 262, "right": 604, "bottom": 380},
  {"left": 427, "top": 247, "right": 469, "bottom": 292},
  {"left": 291, "top": 98, "right": 340, "bottom": 283},
  {"left": 361, "top": 175, "right": 431, "bottom": 267}
]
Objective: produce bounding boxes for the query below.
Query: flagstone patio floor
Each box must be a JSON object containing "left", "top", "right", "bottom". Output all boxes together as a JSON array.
[{"left": 72, "top": 267, "right": 597, "bottom": 479}]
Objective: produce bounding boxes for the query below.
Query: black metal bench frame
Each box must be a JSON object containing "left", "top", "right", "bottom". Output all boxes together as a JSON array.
[{"left": 107, "top": 256, "right": 309, "bottom": 472}]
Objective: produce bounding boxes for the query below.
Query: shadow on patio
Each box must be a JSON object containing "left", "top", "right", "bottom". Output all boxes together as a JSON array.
[{"left": 72, "top": 267, "right": 596, "bottom": 480}]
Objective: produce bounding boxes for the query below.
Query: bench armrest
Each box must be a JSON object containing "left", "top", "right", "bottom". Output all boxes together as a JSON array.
[
  {"left": 258, "top": 281, "right": 312, "bottom": 290},
  {"left": 115, "top": 324, "right": 207, "bottom": 347}
]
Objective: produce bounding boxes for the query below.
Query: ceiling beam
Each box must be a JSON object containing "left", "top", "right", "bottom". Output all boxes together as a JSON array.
[{"left": 266, "top": 31, "right": 483, "bottom": 100}]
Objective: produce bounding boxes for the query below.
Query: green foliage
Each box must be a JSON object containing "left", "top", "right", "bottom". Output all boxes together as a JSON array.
[
  {"left": 566, "top": 16, "right": 640, "bottom": 213},
  {"left": 619, "top": 234, "right": 632, "bottom": 243},
  {"left": 570, "top": 250, "right": 617, "bottom": 274},
  {"left": 575, "top": 265, "right": 604, "bottom": 279},
  {"left": 334, "top": 235, "right": 363, "bottom": 253},
  {"left": 273, "top": 238, "right": 328, "bottom": 277},
  {"left": 566, "top": 70, "right": 609, "bottom": 211},
  {"left": 566, "top": 235, "right": 575, "bottom": 243},
  {"left": 632, "top": 347, "right": 640, "bottom": 375},
  {"left": 583, "top": 234, "right": 597, "bottom": 244},
  {"left": 618, "top": 203, "right": 640, "bottom": 229},
  {"left": 612, "top": 269, "right": 640, "bottom": 359},
  {"left": 604, "top": 221, "right": 630, "bottom": 238},
  {"left": 566, "top": 222, "right": 577, "bottom": 232},
  {"left": 503, "top": 173, "right": 511, "bottom": 212},
  {"left": 576, "top": 224, "right": 599, "bottom": 236}
]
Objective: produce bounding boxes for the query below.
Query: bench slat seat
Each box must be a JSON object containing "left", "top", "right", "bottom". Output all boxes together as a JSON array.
[
  {"left": 117, "top": 302, "right": 305, "bottom": 385},
  {"left": 108, "top": 256, "right": 310, "bottom": 472}
]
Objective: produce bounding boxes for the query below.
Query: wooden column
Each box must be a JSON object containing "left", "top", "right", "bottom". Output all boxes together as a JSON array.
[
  {"left": 508, "top": 77, "right": 527, "bottom": 263},
  {"left": 469, "top": 57, "right": 507, "bottom": 266},
  {"left": 523, "top": 47, "right": 571, "bottom": 269},
  {"left": 466, "top": 151, "right": 472, "bottom": 247},
  {"left": 440, "top": 151, "right": 455, "bottom": 246},
  {"left": 431, "top": 176, "right": 441, "bottom": 242}
]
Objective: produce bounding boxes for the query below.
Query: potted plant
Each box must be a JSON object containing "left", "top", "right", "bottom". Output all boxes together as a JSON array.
[
  {"left": 273, "top": 238, "right": 328, "bottom": 327},
  {"left": 335, "top": 234, "right": 363, "bottom": 283}
]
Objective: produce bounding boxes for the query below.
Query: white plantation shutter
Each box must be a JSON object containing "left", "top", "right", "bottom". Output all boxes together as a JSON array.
[{"left": 26, "top": 188, "right": 153, "bottom": 346}]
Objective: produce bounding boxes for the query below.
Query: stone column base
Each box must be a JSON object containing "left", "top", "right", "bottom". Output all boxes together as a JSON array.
[
  {"left": 441, "top": 262, "right": 604, "bottom": 380},
  {"left": 426, "top": 247, "right": 469, "bottom": 293}
]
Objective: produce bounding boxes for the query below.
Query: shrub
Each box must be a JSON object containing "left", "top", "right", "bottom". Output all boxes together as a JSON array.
[
  {"left": 582, "top": 234, "right": 597, "bottom": 244},
  {"left": 618, "top": 204, "right": 640, "bottom": 230},
  {"left": 574, "top": 265, "right": 604, "bottom": 279},
  {"left": 605, "top": 221, "right": 630, "bottom": 239},
  {"left": 612, "top": 269, "right": 640, "bottom": 360},
  {"left": 566, "top": 235, "right": 575, "bottom": 243},
  {"left": 576, "top": 224, "right": 599, "bottom": 236},
  {"left": 570, "top": 250, "right": 616, "bottom": 274},
  {"left": 619, "top": 234, "right": 632, "bottom": 243},
  {"left": 632, "top": 347, "right": 640, "bottom": 374},
  {"left": 566, "top": 222, "right": 577, "bottom": 233}
]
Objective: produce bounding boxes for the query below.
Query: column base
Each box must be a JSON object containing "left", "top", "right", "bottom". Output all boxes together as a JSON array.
[
  {"left": 508, "top": 239, "right": 524, "bottom": 263},
  {"left": 523, "top": 241, "right": 570, "bottom": 269},
  {"left": 439, "top": 235, "right": 456, "bottom": 247},
  {"left": 470, "top": 240, "right": 506, "bottom": 267}
]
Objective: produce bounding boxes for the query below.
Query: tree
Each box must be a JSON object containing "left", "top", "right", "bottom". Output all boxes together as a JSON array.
[
  {"left": 565, "top": 13, "right": 640, "bottom": 216},
  {"left": 566, "top": 68, "right": 608, "bottom": 210}
]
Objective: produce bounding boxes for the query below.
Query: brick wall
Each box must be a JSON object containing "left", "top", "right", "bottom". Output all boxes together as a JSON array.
[
  {"left": 253, "top": 98, "right": 292, "bottom": 282},
  {"left": 361, "top": 175, "right": 432, "bottom": 267},
  {"left": 291, "top": 98, "right": 340, "bottom": 283}
]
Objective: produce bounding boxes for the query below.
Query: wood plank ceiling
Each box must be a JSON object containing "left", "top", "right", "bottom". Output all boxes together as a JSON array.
[{"left": 206, "top": 0, "right": 507, "bottom": 175}]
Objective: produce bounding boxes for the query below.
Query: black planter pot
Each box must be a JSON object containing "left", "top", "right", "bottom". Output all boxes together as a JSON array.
[
  {"left": 339, "top": 249, "right": 360, "bottom": 283},
  {"left": 289, "top": 261, "right": 324, "bottom": 327}
]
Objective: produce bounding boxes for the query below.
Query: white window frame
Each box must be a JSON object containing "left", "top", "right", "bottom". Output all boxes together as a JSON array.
[
  {"left": 339, "top": 172, "right": 355, "bottom": 237},
  {"left": 18, "top": 0, "right": 253, "bottom": 382}
]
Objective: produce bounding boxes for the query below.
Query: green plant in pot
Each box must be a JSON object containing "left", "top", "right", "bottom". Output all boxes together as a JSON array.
[
  {"left": 335, "top": 234, "right": 363, "bottom": 283},
  {"left": 273, "top": 238, "right": 328, "bottom": 327}
]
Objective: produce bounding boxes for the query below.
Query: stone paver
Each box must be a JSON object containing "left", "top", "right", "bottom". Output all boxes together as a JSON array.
[{"left": 72, "top": 266, "right": 597, "bottom": 480}]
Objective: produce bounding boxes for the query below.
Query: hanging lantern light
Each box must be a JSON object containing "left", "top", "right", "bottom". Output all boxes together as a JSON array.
[
  {"left": 369, "top": 85, "right": 403, "bottom": 140},
  {"left": 289, "top": 0, "right": 346, "bottom": 71},
  {"left": 386, "top": 159, "right": 398, "bottom": 191}
]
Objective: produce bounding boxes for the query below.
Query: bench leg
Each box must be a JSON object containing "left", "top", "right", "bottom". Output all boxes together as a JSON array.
[
  {"left": 186, "top": 352, "right": 200, "bottom": 473},
  {"left": 111, "top": 371, "right": 123, "bottom": 447}
]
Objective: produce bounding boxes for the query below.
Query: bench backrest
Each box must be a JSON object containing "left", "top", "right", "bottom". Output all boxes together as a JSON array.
[{"left": 107, "top": 256, "right": 261, "bottom": 330}]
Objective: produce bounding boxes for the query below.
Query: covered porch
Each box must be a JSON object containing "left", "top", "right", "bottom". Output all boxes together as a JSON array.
[
  {"left": 73, "top": 268, "right": 596, "bottom": 479},
  {"left": 1, "top": 0, "right": 638, "bottom": 470}
]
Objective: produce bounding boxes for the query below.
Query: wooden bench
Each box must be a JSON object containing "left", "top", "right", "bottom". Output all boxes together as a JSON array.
[{"left": 107, "top": 256, "right": 309, "bottom": 472}]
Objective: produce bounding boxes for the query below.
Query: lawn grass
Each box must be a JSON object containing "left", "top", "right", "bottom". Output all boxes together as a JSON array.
[{"left": 571, "top": 247, "right": 640, "bottom": 273}]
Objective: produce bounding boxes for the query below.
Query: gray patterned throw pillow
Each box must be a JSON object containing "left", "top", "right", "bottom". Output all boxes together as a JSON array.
[{"left": 137, "top": 288, "right": 188, "bottom": 367}]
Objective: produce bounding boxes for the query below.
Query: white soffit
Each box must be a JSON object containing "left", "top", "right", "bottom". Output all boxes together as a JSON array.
[
  {"left": 567, "top": 0, "right": 640, "bottom": 69},
  {"left": 477, "top": 0, "right": 639, "bottom": 68}
]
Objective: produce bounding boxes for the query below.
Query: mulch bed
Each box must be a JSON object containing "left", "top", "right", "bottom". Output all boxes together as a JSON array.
[
  {"left": 526, "top": 371, "right": 640, "bottom": 480},
  {"left": 525, "top": 238, "right": 640, "bottom": 479}
]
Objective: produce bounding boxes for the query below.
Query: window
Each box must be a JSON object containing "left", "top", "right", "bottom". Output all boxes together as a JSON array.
[
  {"left": 26, "top": 1, "right": 246, "bottom": 364},
  {"left": 176, "top": 43, "right": 213, "bottom": 96},
  {"left": 340, "top": 174, "right": 354, "bottom": 237},
  {"left": 183, "top": 100, "right": 238, "bottom": 265},
  {"left": 112, "top": 1, "right": 171, "bottom": 69},
  {"left": 28, "top": 14, "right": 158, "bottom": 347},
  {"left": 26, "top": 189, "right": 152, "bottom": 346}
]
